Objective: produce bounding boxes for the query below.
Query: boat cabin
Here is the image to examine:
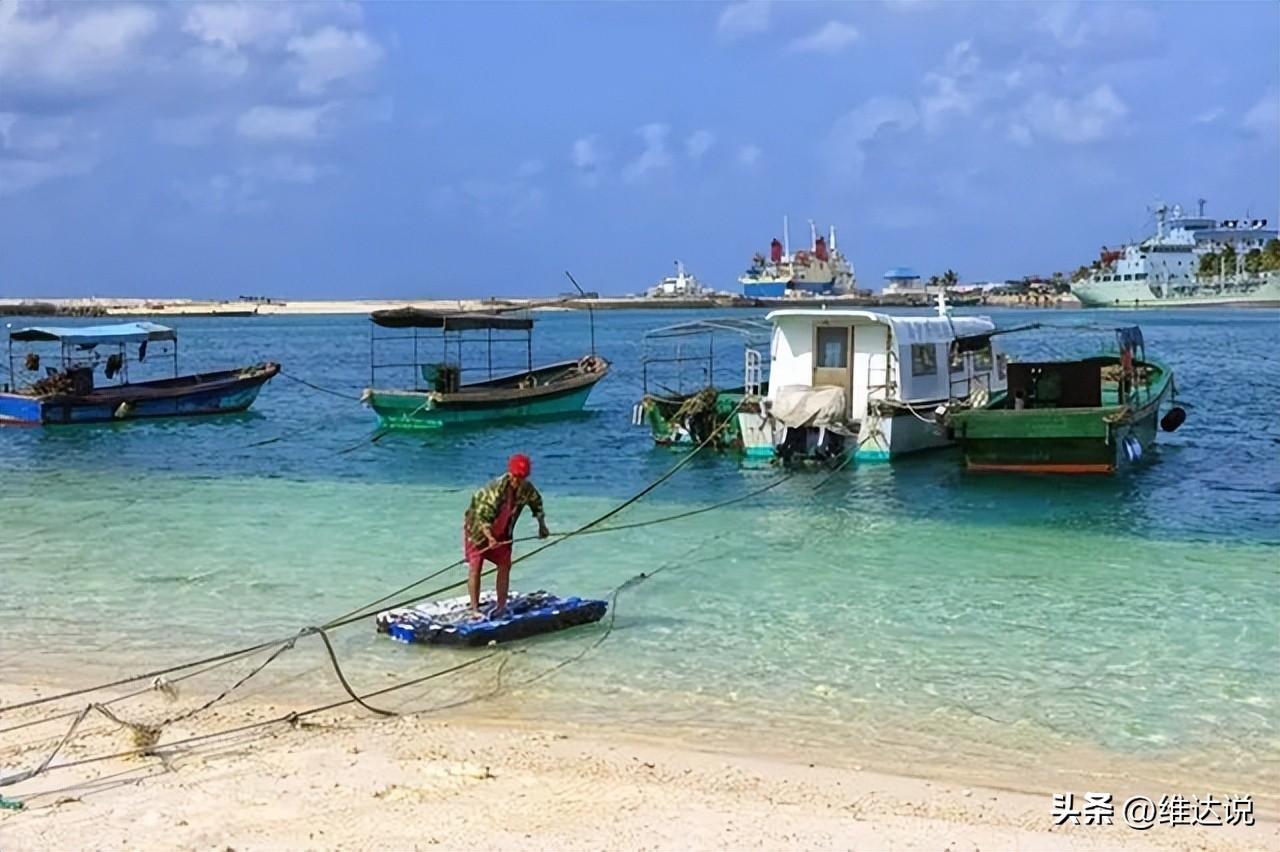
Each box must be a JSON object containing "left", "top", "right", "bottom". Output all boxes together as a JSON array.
[
  {"left": 1, "top": 321, "right": 278, "bottom": 425},
  {"left": 741, "top": 305, "right": 1008, "bottom": 461},
  {"left": 5, "top": 322, "right": 179, "bottom": 396}
]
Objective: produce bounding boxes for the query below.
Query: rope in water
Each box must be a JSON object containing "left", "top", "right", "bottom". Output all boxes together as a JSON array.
[
  {"left": 12, "top": 540, "right": 718, "bottom": 797},
  {"left": 0, "top": 394, "right": 752, "bottom": 772},
  {"left": 274, "top": 370, "right": 363, "bottom": 400}
]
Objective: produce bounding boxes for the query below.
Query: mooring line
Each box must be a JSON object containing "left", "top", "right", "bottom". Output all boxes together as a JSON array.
[{"left": 0, "top": 400, "right": 750, "bottom": 725}]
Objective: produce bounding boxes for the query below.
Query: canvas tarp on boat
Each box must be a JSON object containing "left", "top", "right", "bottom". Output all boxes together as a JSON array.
[{"left": 769, "top": 385, "right": 849, "bottom": 430}]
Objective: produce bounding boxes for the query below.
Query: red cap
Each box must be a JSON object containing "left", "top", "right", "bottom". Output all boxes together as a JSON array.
[{"left": 508, "top": 453, "right": 531, "bottom": 478}]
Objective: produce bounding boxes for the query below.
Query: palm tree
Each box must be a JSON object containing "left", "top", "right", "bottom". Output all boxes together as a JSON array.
[
  {"left": 1245, "top": 248, "right": 1264, "bottom": 275},
  {"left": 941, "top": 269, "right": 959, "bottom": 289},
  {"left": 1263, "top": 238, "right": 1280, "bottom": 272},
  {"left": 1220, "top": 244, "right": 1238, "bottom": 277},
  {"left": 1198, "top": 251, "right": 1219, "bottom": 278},
  {"left": 927, "top": 274, "right": 941, "bottom": 289}
]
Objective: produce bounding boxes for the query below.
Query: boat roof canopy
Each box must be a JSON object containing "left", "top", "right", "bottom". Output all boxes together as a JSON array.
[
  {"left": 766, "top": 308, "right": 996, "bottom": 345},
  {"left": 9, "top": 322, "right": 177, "bottom": 346},
  {"left": 370, "top": 308, "right": 534, "bottom": 331},
  {"left": 643, "top": 317, "right": 772, "bottom": 340}
]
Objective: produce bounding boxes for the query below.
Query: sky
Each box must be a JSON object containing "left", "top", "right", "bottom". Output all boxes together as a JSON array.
[{"left": 0, "top": 0, "right": 1277, "bottom": 299}]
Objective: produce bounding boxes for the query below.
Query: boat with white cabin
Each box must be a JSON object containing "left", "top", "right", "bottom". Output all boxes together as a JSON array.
[{"left": 738, "top": 295, "right": 1008, "bottom": 463}]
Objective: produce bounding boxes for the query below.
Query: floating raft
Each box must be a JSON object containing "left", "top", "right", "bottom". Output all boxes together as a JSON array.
[{"left": 375, "top": 590, "right": 607, "bottom": 647}]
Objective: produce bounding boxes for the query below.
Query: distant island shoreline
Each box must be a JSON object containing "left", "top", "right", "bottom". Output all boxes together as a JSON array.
[{"left": 0, "top": 292, "right": 1082, "bottom": 318}]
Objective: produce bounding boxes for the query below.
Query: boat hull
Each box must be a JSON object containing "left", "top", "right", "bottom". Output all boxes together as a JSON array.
[
  {"left": 741, "top": 281, "right": 787, "bottom": 298},
  {"left": 948, "top": 365, "right": 1172, "bottom": 474},
  {"left": 640, "top": 389, "right": 756, "bottom": 450},
  {"left": 0, "top": 363, "right": 279, "bottom": 426},
  {"left": 366, "top": 359, "right": 608, "bottom": 430},
  {"left": 1071, "top": 273, "right": 1280, "bottom": 308}
]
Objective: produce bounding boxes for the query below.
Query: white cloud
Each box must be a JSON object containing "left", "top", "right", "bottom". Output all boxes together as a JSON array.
[
  {"left": 245, "top": 154, "right": 321, "bottom": 184},
  {"left": 0, "top": 154, "right": 94, "bottom": 196},
  {"left": 287, "top": 26, "right": 383, "bottom": 95},
  {"left": 1242, "top": 88, "right": 1278, "bottom": 136},
  {"left": 788, "top": 21, "right": 860, "bottom": 55},
  {"left": 182, "top": 3, "right": 300, "bottom": 50},
  {"left": 717, "top": 1, "right": 770, "bottom": 42},
  {"left": 737, "top": 144, "right": 762, "bottom": 168},
  {"left": 826, "top": 97, "right": 918, "bottom": 178},
  {"left": 0, "top": 2, "right": 158, "bottom": 94},
  {"left": 1033, "top": 3, "right": 1159, "bottom": 57},
  {"left": 685, "top": 129, "right": 715, "bottom": 160},
  {"left": 517, "top": 158, "right": 544, "bottom": 178},
  {"left": 1194, "top": 107, "right": 1225, "bottom": 125},
  {"left": 1018, "top": 84, "right": 1128, "bottom": 144},
  {"left": 236, "top": 104, "right": 330, "bottom": 142},
  {"left": 622, "top": 123, "right": 672, "bottom": 182},
  {"left": 571, "top": 135, "right": 606, "bottom": 186},
  {"left": 154, "top": 113, "right": 225, "bottom": 147},
  {"left": 0, "top": 112, "right": 93, "bottom": 194}
]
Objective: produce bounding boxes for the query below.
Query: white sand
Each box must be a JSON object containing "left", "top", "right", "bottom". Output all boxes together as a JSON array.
[{"left": 1, "top": 685, "right": 1271, "bottom": 851}]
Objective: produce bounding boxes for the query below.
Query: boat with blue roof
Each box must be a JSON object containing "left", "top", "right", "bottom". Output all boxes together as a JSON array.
[{"left": 0, "top": 321, "right": 278, "bottom": 425}]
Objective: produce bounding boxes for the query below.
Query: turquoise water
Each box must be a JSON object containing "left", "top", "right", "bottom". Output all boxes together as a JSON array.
[{"left": 2, "top": 308, "right": 1277, "bottom": 792}]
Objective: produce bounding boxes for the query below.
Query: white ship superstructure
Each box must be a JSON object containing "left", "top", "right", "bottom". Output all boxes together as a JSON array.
[{"left": 1071, "top": 200, "right": 1280, "bottom": 307}]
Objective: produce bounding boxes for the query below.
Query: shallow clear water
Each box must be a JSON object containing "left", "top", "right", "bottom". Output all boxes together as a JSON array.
[{"left": 2, "top": 307, "right": 1277, "bottom": 790}]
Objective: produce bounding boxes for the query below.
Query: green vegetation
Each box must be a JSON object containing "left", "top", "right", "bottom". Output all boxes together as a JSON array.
[{"left": 1265, "top": 238, "right": 1280, "bottom": 271}]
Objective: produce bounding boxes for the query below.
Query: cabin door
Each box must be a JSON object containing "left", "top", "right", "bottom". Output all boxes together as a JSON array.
[{"left": 812, "top": 325, "right": 852, "bottom": 406}]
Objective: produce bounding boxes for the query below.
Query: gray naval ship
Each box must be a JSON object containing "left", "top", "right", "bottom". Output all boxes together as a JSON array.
[{"left": 1071, "top": 200, "right": 1280, "bottom": 308}]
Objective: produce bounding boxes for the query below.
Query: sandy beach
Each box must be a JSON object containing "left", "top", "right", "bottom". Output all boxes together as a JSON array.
[{"left": 1, "top": 675, "right": 1273, "bottom": 851}]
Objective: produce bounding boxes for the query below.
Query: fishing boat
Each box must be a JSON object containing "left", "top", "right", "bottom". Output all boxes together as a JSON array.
[
  {"left": 943, "top": 327, "right": 1182, "bottom": 474},
  {"left": 0, "top": 322, "right": 278, "bottom": 425},
  {"left": 361, "top": 308, "right": 609, "bottom": 429},
  {"left": 739, "top": 295, "right": 1008, "bottom": 463},
  {"left": 631, "top": 317, "right": 771, "bottom": 450}
]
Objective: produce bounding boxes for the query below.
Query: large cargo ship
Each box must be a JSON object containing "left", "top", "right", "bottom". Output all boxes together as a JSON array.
[
  {"left": 739, "top": 217, "right": 855, "bottom": 298},
  {"left": 1071, "top": 201, "right": 1280, "bottom": 308}
]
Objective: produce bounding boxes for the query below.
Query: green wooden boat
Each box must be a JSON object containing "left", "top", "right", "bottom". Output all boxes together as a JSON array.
[
  {"left": 363, "top": 308, "right": 609, "bottom": 430},
  {"left": 945, "top": 327, "right": 1181, "bottom": 474},
  {"left": 631, "top": 318, "right": 771, "bottom": 451}
]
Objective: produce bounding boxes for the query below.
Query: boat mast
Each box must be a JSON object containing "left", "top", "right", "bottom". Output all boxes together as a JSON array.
[
  {"left": 829, "top": 224, "right": 837, "bottom": 252},
  {"left": 782, "top": 214, "right": 790, "bottom": 259},
  {"left": 809, "top": 219, "right": 817, "bottom": 251}
]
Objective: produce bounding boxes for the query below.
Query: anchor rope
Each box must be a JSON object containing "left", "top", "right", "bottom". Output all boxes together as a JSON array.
[
  {"left": 275, "top": 370, "right": 363, "bottom": 400},
  {"left": 0, "top": 399, "right": 758, "bottom": 788},
  {"left": 8, "top": 538, "right": 725, "bottom": 799}
]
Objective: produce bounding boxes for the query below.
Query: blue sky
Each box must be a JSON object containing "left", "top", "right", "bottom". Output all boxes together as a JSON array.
[{"left": 1, "top": 0, "right": 1277, "bottom": 298}]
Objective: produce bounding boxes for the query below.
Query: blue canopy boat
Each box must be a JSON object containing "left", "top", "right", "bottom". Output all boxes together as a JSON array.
[{"left": 0, "top": 322, "right": 279, "bottom": 425}]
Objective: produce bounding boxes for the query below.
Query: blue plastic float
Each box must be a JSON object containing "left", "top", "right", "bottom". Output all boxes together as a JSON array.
[{"left": 375, "top": 590, "right": 607, "bottom": 647}]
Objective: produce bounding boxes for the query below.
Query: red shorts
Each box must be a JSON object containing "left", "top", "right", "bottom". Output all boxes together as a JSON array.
[{"left": 463, "top": 526, "right": 512, "bottom": 567}]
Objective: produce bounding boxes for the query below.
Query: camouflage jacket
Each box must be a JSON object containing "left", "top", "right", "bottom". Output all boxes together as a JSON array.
[{"left": 464, "top": 473, "right": 544, "bottom": 546}]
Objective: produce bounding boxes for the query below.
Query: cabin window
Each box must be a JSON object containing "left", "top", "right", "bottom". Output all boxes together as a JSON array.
[
  {"left": 975, "top": 346, "right": 993, "bottom": 372},
  {"left": 1123, "top": 274, "right": 1133, "bottom": 281},
  {"left": 1136, "top": 273, "right": 1147, "bottom": 280},
  {"left": 815, "top": 326, "right": 848, "bottom": 369},
  {"left": 910, "top": 343, "right": 936, "bottom": 377},
  {"left": 996, "top": 353, "right": 1007, "bottom": 381},
  {"left": 949, "top": 345, "right": 965, "bottom": 373}
]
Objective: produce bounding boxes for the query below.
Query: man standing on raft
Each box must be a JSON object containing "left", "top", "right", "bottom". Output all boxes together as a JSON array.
[{"left": 464, "top": 453, "right": 549, "bottom": 618}]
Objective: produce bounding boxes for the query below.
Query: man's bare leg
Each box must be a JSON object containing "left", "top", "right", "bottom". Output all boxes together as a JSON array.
[
  {"left": 468, "top": 560, "right": 483, "bottom": 615},
  {"left": 495, "top": 559, "right": 511, "bottom": 614}
]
